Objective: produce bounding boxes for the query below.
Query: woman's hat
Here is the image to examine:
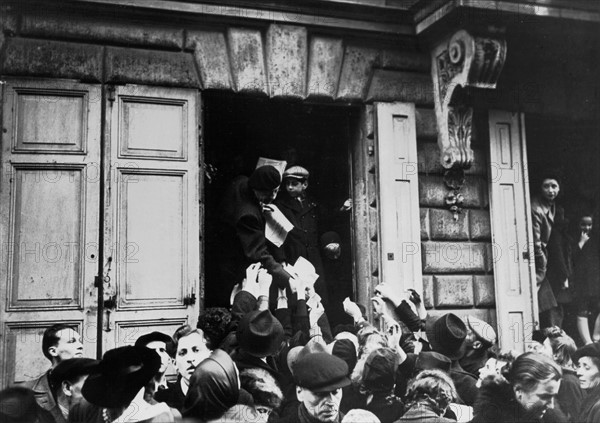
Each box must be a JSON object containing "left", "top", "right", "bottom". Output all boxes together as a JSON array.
[
  {"left": 82, "top": 346, "right": 160, "bottom": 408},
  {"left": 237, "top": 309, "right": 284, "bottom": 357},
  {"left": 574, "top": 342, "right": 600, "bottom": 362},
  {"left": 425, "top": 313, "right": 467, "bottom": 361},
  {"left": 134, "top": 331, "right": 175, "bottom": 356},
  {"left": 182, "top": 349, "right": 240, "bottom": 421}
]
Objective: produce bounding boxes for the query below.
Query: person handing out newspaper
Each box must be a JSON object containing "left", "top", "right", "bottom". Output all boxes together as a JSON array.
[{"left": 215, "top": 165, "right": 293, "bottom": 306}]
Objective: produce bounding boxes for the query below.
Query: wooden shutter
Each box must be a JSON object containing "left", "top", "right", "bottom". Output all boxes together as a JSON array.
[
  {"left": 488, "top": 110, "right": 537, "bottom": 353},
  {"left": 0, "top": 79, "right": 101, "bottom": 385},
  {"left": 375, "top": 103, "right": 423, "bottom": 295},
  {"left": 102, "top": 85, "right": 200, "bottom": 351}
]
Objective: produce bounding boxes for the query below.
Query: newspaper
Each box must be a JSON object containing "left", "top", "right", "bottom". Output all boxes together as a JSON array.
[
  {"left": 256, "top": 157, "right": 287, "bottom": 177},
  {"left": 284, "top": 256, "right": 319, "bottom": 287},
  {"left": 448, "top": 403, "right": 473, "bottom": 422},
  {"left": 263, "top": 204, "right": 293, "bottom": 247}
]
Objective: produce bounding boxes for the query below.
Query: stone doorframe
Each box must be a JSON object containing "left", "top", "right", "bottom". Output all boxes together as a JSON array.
[{"left": 182, "top": 23, "right": 432, "bottom": 310}]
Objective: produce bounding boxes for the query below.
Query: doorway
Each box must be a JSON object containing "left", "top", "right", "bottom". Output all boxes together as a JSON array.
[
  {"left": 525, "top": 115, "right": 600, "bottom": 345},
  {"left": 202, "top": 92, "right": 359, "bottom": 326}
]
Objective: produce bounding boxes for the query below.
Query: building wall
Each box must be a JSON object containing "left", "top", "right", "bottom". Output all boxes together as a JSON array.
[{"left": 0, "top": 4, "right": 497, "bottom": 324}]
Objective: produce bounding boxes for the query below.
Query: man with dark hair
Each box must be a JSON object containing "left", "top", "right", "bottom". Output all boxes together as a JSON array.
[
  {"left": 197, "top": 307, "right": 232, "bottom": 350},
  {"left": 21, "top": 323, "right": 84, "bottom": 413}
]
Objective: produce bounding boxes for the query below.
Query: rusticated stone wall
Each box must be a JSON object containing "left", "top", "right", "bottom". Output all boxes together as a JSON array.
[{"left": 0, "top": 6, "right": 496, "bottom": 324}]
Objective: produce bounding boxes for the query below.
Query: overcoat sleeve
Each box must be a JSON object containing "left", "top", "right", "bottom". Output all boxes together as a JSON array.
[{"left": 236, "top": 214, "right": 290, "bottom": 289}]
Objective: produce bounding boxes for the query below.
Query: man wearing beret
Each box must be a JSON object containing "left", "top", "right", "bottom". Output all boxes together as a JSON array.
[
  {"left": 215, "top": 165, "right": 292, "bottom": 306},
  {"left": 277, "top": 352, "right": 350, "bottom": 423},
  {"left": 459, "top": 315, "right": 497, "bottom": 376}
]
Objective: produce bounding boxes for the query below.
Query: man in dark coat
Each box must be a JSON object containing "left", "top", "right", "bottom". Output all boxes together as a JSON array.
[
  {"left": 215, "top": 165, "right": 291, "bottom": 305},
  {"left": 425, "top": 313, "right": 479, "bottom": 406},
  {"left": 21, "top": 324, "right": 84, "bottom": 415},
  {"left": 275, "top": 166, "right": 327, "bottom": 304}
]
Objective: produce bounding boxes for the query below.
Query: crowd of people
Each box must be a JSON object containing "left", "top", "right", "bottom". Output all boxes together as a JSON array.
[{"left": 1, "top": 165, "right": 600, "bottom": 423}]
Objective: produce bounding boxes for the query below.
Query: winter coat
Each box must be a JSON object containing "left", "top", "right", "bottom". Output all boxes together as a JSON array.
[
  {"left": 449, "top": 361, "right": 479, "bottom": 406},
  {"left": 576, "top": 385, "right": 600, "bottom": 423},
  {"left": 217, "top": 176, "right": 290, "bottom": 294},
  {"left": 20, "top": 370, "right": 57, "bottom": 414},
  {"left": 275, "top": 193, "right": 327, "bottom": 303},
  {"left": 365, "top": 394, "right": 405, "bottom": 423},
  {"left": 394, "top": 403, "right": 455, "bottom": 423},
  {"left": 572, "top": 234, "right": 600, "bottom": 300},
  {"left": 531, "top": 196, "right": 565, "bottom": 311},
  {"left": 459, "top": 348, "right": 492, "bottom": 377},
  {"left": 471, "top": 375, "right": 567, "bottom": 423},
  {"left": 555, "top": 368, "right": 582, "bottom": 421},
  {"left": 153, "top": 375, "right": 186, "bottom": 412}
]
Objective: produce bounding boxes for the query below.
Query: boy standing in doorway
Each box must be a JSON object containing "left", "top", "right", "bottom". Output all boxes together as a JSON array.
[{"left": 275, "top": 166, "right": 328, "bottom": 305}]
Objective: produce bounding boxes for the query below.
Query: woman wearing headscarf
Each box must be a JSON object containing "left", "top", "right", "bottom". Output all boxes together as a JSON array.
[
  {"left": 182, "top": 349, "right": 244, "bottom": 422},
  {"left": 471, "top": 352, "right": 567, "bottom": 423},
  {"left": 573, "top": 343, "right": 600, "bottom": 423}
]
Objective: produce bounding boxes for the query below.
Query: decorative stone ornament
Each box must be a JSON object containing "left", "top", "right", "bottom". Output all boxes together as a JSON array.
[
  {"left": 431, "top": 29, "right": 507, "bottom": 169},
  {"left": 444, "top": 168, "right": 466, "bottom": 221}
]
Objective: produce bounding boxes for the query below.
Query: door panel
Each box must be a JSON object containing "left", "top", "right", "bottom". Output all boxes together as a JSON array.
[
  {"left": 488, "top": 110, "right": 537, "bottom": 353},
  {"left": 0, "top": 80, "right": 101, "bottom": 385},
  {"left": 104, "top": 85, "right": 200, "bottom": 350},
  {"left": 117, "top": 171, "right": 187, "bottom": 308},
  {"left": 375, "top": 103, "right": 423, "bottom": 296}
]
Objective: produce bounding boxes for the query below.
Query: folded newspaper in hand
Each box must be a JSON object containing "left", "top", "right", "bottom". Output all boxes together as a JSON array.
[
  {"left": 283, "top": 256, "right": 319, "bottom": 287},
  {"left": 264, "top": 204, "right": 294, "bottom": 247}
]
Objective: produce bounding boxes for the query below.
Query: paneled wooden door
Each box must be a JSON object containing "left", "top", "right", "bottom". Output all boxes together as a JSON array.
[
  {"left": 0, "top": 79, "right": 101, "bottom": 384},
  {"left": 488, "top": 110, "right": 537, "bottom": 353},
  {"left": 0, "top": 80, "right": 201, "bottom": 385},
  {"left": 102, "top": 85, "right": 200, "bottom": 351}
]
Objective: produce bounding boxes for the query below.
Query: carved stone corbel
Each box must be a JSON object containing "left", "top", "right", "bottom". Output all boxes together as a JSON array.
[{"left": 431, "top": 29, "right": 507, "bottom": 169}]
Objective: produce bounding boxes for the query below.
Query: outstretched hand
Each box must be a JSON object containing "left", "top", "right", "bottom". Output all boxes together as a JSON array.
[{"left": 343, "top": 297, "right": 363, "bottom": 323}]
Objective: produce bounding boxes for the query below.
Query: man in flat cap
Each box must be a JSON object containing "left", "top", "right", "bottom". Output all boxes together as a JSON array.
[
  {"left": 459, "top": 315, "right": 497, "bottom": 376},
  {"left": 278, "top": 352, "right": 350, "bottom": 423},
  {"left": 215, "top": 165, "right": 292, "bottom": 306}
]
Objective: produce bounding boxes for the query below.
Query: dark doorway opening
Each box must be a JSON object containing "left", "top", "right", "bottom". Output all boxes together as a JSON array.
[
  {"left": 202, "top": 92, "right": 360, "bottom": 326},
  {"left": 525, "top": 115, "right": 600, "bottom": 345}
]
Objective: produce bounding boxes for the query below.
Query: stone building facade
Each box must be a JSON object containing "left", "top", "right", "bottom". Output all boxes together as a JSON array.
[{"left": 0, "top": 0, "right": 598, "bottom": 385}]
